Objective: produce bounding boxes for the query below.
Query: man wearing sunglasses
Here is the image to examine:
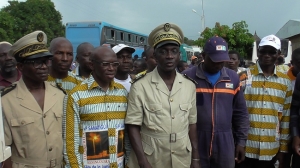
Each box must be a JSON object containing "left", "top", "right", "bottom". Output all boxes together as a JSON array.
[
  {"left": 239, "top": 35, "right": 292, "bottom": 168},
  {"left": 63, "top": 46, "right": 128, "bottom": 168},
  {"left": 2, "top": 31, "right": 66, "bottom": 168}
]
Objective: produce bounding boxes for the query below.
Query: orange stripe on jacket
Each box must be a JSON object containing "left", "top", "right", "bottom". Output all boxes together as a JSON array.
[{"left": 196, "top": 87, "right": 240, "bottom": 95}]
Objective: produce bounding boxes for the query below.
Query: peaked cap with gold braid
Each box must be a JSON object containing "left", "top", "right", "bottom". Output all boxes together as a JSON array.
[
  {"left": 10, "top": 30, "right": 52, "bottom": 62},
  {"left": 148, "top": 23, "right": 184, "bottom": 49}
]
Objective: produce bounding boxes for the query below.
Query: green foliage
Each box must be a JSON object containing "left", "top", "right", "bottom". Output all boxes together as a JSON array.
[
  {"left": 195, "top": 21, "right": 254, "bottom": 58},
  {"left": 184, "top": 37, "right": 197, "bottom": 46},
  {"left": 0, "top": 0, "right": 65, "bottom": 44}
]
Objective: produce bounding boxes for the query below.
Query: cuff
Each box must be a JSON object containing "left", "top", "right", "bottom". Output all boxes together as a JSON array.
[{"left": 236, "top": 139, "right": 246, "bottom": 147}]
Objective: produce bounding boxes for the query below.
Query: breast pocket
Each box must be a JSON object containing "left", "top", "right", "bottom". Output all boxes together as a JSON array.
[
  {"left": 144, "top": 103, "right": 163, "bottom": 125},
  {"left": 10, "top": 117, "right": 35, "bottom": 143},
  {"left": 179, "top": 103, "right": 192, "bottom": 122}
]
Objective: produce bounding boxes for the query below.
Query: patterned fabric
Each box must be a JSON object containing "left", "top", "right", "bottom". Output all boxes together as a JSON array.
[
  {"left": 242, "top": 64, "right": 292, "bottom": 160},
  {"left": 47, "top": 71, "right": 83, "bottom": 93},
  {"left": 63, "top": 75, "right": 128, "bottom": 168}
]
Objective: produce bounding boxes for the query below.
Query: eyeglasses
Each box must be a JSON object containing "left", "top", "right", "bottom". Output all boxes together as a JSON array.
[
  {"left": 157, "top": 48, "right": 180, "bottom": 57},
  {"left": 23, "top": 59, "right": 52, "bottom": 68},
  {"left": 259, "top": 50, "right": 278, "bottom": 56},
  {"left": 92, "top": 59, "right": 120, "bottom": 68}
]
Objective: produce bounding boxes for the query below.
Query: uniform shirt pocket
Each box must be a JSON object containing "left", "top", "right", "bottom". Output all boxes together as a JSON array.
[
  {"left": 144, "top": 103, "right": 163, "bottom": 125},
  {"left": 10, "top": 117, "right": 35, "bottom": 143},
  {"left": 179, "top": 103, "right": 192, "bottom": 122}
]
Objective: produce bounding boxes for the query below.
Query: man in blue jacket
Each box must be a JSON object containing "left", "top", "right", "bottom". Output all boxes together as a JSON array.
[{"left": 183, "top": 36, "right": 249, "bottom": 168}]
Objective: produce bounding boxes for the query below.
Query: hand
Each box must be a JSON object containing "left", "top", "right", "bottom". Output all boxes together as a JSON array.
[
  {"left": 235, "top": 145, "right": 245, "bottom": 163},
  {"left": 292, "top": 136, "right": 300, "bottom": 156},
  {"left": 190, "top": 160, "right": 201, "bottom": 168},
  {"left": 276, "top": 152, "right": 284, "bottom": 168},
  {"left": 138, "top": 159, "right": 152, "bottom": 168}
]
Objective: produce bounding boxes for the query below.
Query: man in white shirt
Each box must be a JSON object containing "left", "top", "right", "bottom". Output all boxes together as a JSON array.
[{"left": 112, "top": 44, "right": 135, "bottom": 92}]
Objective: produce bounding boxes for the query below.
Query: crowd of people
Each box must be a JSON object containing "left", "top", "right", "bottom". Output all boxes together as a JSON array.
[{"left": 1, "top": 22, "right": 300, "bottom": 168}]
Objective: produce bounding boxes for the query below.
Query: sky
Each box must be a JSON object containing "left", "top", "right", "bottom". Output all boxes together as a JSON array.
[{"left": 1, "top": 0, "right": 300, "bottom": 40}]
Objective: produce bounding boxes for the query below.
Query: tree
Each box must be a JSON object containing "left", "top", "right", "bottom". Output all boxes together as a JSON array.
[
  {"left": 195, "top": 21, "right": 254, "bottom": 59},
  {"left": 184, "top": 37, "right": 197, "bottom": 46},
  {"left": 0, "top": 0, "right": 65, "bottom": 44}
]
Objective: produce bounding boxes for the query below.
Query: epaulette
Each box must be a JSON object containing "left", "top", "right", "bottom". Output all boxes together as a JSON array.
[
  {"left": 56, "top": 83, "right": 67, "bottom": 95},
  {"left": 130, "top": 73, "right": 146, "bottom": 84},
  {"left": 1, "top": 84, "right": 17, "bottom": 97},
  {"left": 182, "top": 74, "right": 198, "bottom": 85}
]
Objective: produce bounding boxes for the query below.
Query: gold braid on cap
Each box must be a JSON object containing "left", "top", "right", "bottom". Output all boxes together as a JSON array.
[
  {"left": 13, "top": 42, "right": 48, "bottom": 58},
  {"left": 153, "top": 32, "right": 181, "bottom": 48}
]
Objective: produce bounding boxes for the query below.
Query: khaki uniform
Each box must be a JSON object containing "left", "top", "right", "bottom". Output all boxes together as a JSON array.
[
  {"left": 125, "top": 68, "right": 197, "bottom": 168},
  {"left": 3, "top": 79, "right": 65, "bottom": 168}
]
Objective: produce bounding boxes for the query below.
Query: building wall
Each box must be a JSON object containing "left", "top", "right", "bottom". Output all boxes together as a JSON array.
[{"left": 288, "top": 34, "right": 300, "bottom": 50}]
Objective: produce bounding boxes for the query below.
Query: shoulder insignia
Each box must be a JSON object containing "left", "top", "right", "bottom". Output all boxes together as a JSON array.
[
  {"left": 182, "top": 74, "right": 198, "bottom": 85},
  {"left": 130, "top": 73, "right": 146, "bottom": 84},
  {"left": 56, "top": 83, "right": 67, "bottom": 95},
  {"left": 1, "top": 84, "right": 17, "bottom": 97}
]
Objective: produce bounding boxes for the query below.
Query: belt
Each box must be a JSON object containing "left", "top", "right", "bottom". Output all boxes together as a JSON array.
[
  {"left": 12, "top": 156, "right": 59, "bottom": 168},
  {"left": 141, "top": 127, "right": 188, "bottom": 143}
]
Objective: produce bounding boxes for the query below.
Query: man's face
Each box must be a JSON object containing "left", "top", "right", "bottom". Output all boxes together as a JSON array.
[
  {"left": 145, "top": 48, "right": 157, "bottom": 71},
  {"left": 225, "top": 54, "right": 240, "bottom": 71},
  {"left": 77, "top": 45, "right": 93, "bottom": 71},
  {"left": 178, "top": 62, "right": 189, "bottom": 72},
  {"left": 51, "top": 41, "right": 73, "bottom": 73},
  {"left": 132, "top": 61, "right": 145, "bottom": 74},
  {"left": 116, "top": 49, "right": 133, "bottom": 74},
  {"left": 258, "top": 46, "right": 278, "bottom": 67},
  {"left": 18, "top": 57, "right": 52, "bottom": 82},
  {"left": 191, "top": 58, "right": 198, "bottom": 64},
  {"left": 203, "top": 54, "right": 225, "bottom": 74},
  {"left": 91, "top": 50, "right": 119, "bottom": 83},
  {"left": 0, "top": 44, "right": 17, "bottom": 73},
  {"left": 154, "top": 44, "right": 180, "bottom": 72}
]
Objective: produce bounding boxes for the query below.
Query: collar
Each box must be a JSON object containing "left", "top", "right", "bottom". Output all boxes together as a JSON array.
[
  {"left": 87, "top": 74, "right": 120, "bottom": 90},
  {"left": 72, "top": 66, "right": 80, "bottom": 76},
  {"left": 195, "top": 63, "right": 230, "bottom": 81},
  {"left": 251, "top": 63, "right": 278, "bottom": 77},
  {"left": 287, "top": 67, "right": 296, "bottom": 81}
]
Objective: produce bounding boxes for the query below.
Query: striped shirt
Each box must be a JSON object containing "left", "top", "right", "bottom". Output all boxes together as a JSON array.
[
  {"left": 47, "top": 71, "right": 83, "bottom": 93},
  {"left": 63, "top": 75, "right": 128, "bottom": 168},
  {"left": 242, "top": 64, "right": 292, "bottom": 160}
]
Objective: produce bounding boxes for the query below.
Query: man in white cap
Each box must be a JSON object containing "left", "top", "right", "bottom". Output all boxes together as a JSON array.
[
  {"left": 112, "top": 44, "right": 135, "bottom": 92},
  {"left": 2, "top": 31, "right": 65, "bottom": 168},
  {"left": 239, "top": 35, "right": 292, "bottom": 167}
]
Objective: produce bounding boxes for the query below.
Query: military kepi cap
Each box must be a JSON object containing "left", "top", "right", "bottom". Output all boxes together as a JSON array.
[
  {"left": 148, "top": 23, "right": 184, "bottom": 49},
  {"left": 10, "top": 30, "right": 52, "bottom": 62}
]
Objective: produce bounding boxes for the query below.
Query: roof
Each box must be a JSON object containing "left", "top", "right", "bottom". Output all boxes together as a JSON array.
[{"left": 276, "top": 19, "right": 300, "bottom": 39}]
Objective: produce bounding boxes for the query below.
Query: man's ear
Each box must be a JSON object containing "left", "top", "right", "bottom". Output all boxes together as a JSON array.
[{"left": 17, "top": 62, "right": 23, "bottom": 72}]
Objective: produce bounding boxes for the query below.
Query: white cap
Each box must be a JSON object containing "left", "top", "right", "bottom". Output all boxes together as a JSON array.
[
  {"left": 112, "top": 44, "right": 135, "bottom": 54},
  {"left": 259, "top": 34, "right": 281, "bottom": 50}
]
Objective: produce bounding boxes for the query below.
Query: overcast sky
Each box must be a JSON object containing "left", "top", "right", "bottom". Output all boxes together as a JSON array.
[{"left": 1, "top": 0, "right": 299, "bottom": 40}]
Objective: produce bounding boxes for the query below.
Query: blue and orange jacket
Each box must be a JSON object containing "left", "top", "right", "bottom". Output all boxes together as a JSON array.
[{"left": 183, "top": 64, "right": 249, "bottom": 156}]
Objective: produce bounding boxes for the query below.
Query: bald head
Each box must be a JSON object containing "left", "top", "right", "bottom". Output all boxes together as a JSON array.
[
  {"left": 0, "top": 41, "right": 12, "bottom": 46},
  {"left": 49, "top": 37, "right": 72, "bottom": 53},
  {"left": 91, "top": 46, "right": 116, "bottom": 61}
]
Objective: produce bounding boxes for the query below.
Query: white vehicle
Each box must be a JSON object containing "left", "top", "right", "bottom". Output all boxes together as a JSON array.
[
  {"left": 192, "top": 46, "right": 202, "bottom": 56},
  {"left": 252, "top": 39, "right": 292, "bottom": 64}
]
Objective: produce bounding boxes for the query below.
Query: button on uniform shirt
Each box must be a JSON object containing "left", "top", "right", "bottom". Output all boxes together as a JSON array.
[
  {"left": 3, "top": 78, "right": 65, "bottom": 168},
  {"left": 63, "top": 75, "right": 128, "bottom": 168},
  {"left": 242, "top": 64, "right": 292, "bottom": 160},
  {"left": 47, "top": 71, "right": 83, "bottom": 93}
]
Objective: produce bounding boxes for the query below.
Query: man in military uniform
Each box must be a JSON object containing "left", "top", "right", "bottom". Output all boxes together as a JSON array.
[
  {"left": 125, "top": 23, "right": 200, "bottom": 168},
  {"left": 2, "top": 31, "right": 65, "bottom": 168}
]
